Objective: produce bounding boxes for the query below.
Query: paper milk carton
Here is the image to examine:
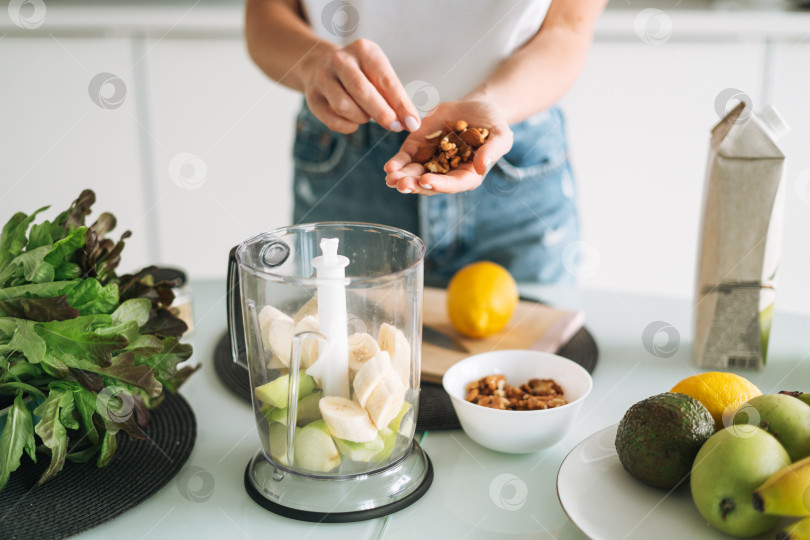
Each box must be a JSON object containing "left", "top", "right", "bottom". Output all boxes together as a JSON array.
[{"left": 694, "top": 102, "right": 789, "bottom": 370}]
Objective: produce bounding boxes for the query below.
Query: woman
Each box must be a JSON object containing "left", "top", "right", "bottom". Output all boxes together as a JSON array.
[{"left": 245, "top": 0, "right": 605, "bottom": 285}]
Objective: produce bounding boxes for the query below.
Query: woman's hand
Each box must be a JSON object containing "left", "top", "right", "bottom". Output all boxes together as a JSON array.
[
  {"left": 301, "top": 38, "right": 421, "bottom": 135},
  {"left": 384, "top": 99, "right": 513, "bottom": 195}
]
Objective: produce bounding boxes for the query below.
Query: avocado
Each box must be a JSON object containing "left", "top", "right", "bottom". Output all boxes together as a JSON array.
[{"left": 615, "top": 392, "right": 715, "bottom": 489}]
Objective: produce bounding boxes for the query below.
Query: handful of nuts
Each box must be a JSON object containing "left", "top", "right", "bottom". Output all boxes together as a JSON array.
[
  {"left": 413, "top": 120, "right": 490, "bottom": 174},
  {"left": 465, "top": 374, "right": 568, "bottom": 410}
]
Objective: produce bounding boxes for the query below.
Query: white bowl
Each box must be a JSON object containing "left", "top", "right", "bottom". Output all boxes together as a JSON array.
[{"left": 442, "top": 350, "right": 593, "bottom": 454}]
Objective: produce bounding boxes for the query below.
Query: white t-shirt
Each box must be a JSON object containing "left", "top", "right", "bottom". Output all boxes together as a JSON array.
[{"left": 300, "top": 0, "right": 551, "bottom": 109}]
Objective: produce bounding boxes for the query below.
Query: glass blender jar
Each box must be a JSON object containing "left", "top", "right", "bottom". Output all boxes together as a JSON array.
[{"left": 228, "top": 223, "right": 433, "bottom": 522}]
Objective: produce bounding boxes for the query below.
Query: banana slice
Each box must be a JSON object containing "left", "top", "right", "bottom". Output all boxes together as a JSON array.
[
  {"left": 293, "top": 296, "right": 318, "bottom": 323},
  {"left": 294, "top": 315, "right": 320, "bottom": 368},
  {"left": 377, "top": 323, "right": 411, "bottom": 387},
  {"left": 353, "top": 351, "right": 392, "bottom": 407},
  {"left": 259, "top": 305, "right": 294, "bottom": 366},
  {"left": 366, "top": 369, "right": 406, "bottom": 430},
  {"left": 319, "top": 396, "right": 379, "bottom": 443},
  {"left": 348, "top": 333, "right": 380, "bottom": 380}
]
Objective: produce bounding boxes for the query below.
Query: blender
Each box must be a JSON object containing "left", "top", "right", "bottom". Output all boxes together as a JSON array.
[{"left": 227, "top": 222, "right": 433, "bottom": 522}]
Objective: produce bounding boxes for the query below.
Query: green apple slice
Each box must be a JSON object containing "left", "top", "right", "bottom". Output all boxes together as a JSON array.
[
  {"left": 335, "top": 433, "right": 384, "bottom": 463},
  {"left": 255, "top": 372, "right": 316, "bottom": 408},
  {"left": 388, "top": 402, "right": 412, "bottom": 433},
  {"left": 262, "top": 391, "right": 323, "bottom": 426},
  {"left": 372, "top": 428, "right": 397, "bottom": 463},
  {"left": 294, "top": 419, "right": 340, "bottom": 472},
  {"left": 268, "top": 421, "right": 298, "bottom": 466}
]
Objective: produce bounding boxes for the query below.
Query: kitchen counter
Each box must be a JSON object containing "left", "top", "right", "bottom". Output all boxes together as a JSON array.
[
  {"left": 1, "top": 0, "right": 809, "bottom": 40},
  {"left": 70, "top": 280, "right": 810, "bottom": 539}
]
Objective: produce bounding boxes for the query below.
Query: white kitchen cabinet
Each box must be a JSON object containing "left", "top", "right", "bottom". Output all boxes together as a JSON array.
[
  {"left": 561, "top": 41, "right": 765, "bottom": 307},
  {"left": 0, "top": 37, "right": 150, "bottom": 275},
  {"left": 145, "top": 38, "right": 300, "bottom": 280}
]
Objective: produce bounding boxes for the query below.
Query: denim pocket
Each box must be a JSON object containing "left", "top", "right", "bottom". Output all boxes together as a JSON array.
[
  {"left": 494, "top": 107, "right": 568, "bottom": 182},
  {"left": 292, "top": 107, "right": 347, "bottom": 176}
]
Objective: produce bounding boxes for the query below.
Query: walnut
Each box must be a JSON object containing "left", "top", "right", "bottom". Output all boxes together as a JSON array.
[
  {"left": 465, "top": 374, "right": 567, "bottom": 410},
  {"left": 424, "top": 159, "right": 449, "bottom": 174},
  {"left": 526, "top": 397, "right": 549, "bottom": 410},
  {"left": 411, "top": 120, "right": 490, "bottom": 174},
  {"left": 547, "top": 397, "right": 568, "bottom": 408},
  {"left": 505, "top": 385, "right": 523, "bottom": 399},
  {"left": 476, "top": 395, "right": 509, "bottom": 410},
  {"left": 528, "top": 379, "right": 564, "bottom": 397},
  {"left": 482, "top": 374, "right": 506, "bottom": 393},
  {"left": 439, "top": 137, "right": 456, "bottom": 153}
]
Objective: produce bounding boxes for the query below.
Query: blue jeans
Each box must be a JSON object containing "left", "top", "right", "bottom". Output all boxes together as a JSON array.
[{"left": 292, "top": 103, "right": 579, "bottom": 286}]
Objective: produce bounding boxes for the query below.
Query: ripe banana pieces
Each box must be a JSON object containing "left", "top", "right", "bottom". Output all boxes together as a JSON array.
[
  {"left": 377, "top": 323, "right": 411, "bottom": 386},
  {"left": 754, "top": 455, "right": 810, "bottom": 517},
  {"left": 258, "top": 305, "right": 294, "bottom": 366},
  {"left": 777, "top": 516, "right": 810, "bottom": 539},
  {"left": 295, "top": 315, "right": 320, "bottom": 368},
  {"left": 318, "top": 396, "right": 379, "bottom": 443},
  {"left": 366, "top": 369, "right": 407, "bottom": 430},
  {"left": 348, "top": 332, "right": 380, "bottom": 380}
]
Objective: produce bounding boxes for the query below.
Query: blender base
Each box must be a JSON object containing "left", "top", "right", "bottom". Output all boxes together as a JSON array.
[{"left": 244, "top": 439, "right": 433, "bottom": 523}]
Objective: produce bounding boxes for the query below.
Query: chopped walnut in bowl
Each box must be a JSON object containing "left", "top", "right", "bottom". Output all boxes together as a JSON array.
[
  {"left": 442, "top": 350, "right": 592, "bottom": 453},
  {"left": 465, "top": 375, "right": 568, "bottom": 410}
]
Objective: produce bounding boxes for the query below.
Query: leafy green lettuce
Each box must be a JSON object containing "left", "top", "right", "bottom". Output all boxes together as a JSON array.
[{"left": 0, "top": 190, "right": 197, "bottom": 489}]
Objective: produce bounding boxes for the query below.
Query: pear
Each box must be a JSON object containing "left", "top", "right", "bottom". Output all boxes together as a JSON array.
[
  {"left": 691, "top": 426, "right": 790, "bottom": 537},
  {"left": 733, "top": 393, "right": 810, "bottom": 461}
]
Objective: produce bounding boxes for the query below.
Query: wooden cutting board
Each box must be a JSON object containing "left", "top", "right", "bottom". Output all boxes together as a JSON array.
[{"left": 420, "top": 287, "right": 585, "bottom": 384}]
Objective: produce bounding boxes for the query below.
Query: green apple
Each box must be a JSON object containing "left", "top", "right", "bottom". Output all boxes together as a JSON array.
[
  {"left": 733, "top": 393, "right": 810, "bottom": 462},
  {"left": 254, "top": 372, "right": 315, "bottom": 408},
  {"left": 691, "top": 425, "right": 791, "bottom": 537},
  {"left": 335, "top": 433, "right": 384, "bottom": 462},
  {"left": 262, "top": 390, "right": 323, "bottom": 426},
  {"left": 268, "top": 421, "right": 298, "bottom": 466},
  {"left": 294, "top": 419, "right": 340, "bottom": 472},
  {"left": 372, "top": 428, "right": 397, "bottom": 463}
]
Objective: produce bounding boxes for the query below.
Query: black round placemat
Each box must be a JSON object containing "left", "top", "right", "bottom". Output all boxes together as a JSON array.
[
  {"left": 0, "top": 392, "right": 196, "bottom": 540},
  {"left": 214, "top": 332, "right": 251, "bottom": 400},
  {"left": 213, "top": 324, "right": 598, "bottom": 431}
]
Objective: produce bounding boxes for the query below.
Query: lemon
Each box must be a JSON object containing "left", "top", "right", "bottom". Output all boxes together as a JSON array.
[
  {"left": 670, "top": 372, "right": 762, "bottom": 429},
  {"left": 446, "top": 261, "right": 518, "bottom": 338}
]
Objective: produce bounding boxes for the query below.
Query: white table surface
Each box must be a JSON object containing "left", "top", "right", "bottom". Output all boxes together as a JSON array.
[{"left": 73, "top": 280, "right": 810, "bottom": 540}]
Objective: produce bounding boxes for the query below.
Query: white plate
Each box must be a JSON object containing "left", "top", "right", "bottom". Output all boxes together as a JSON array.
[{"left": 556, "top": 424, "right": 780, "bottom": 540}]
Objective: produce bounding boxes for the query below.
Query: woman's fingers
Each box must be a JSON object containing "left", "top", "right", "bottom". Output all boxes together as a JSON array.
[
  {"left": 307, "top": 94, "right": 360, "bottom": 134},
  {"left": 471, "top": 127, "right": 513, "bottom": 174},
  {"left": 417, "top": 167, "right": 483, "bottom": 193},
  {"left": 319, "top": 77, "right": 370, "bottom": 125},
  {"left": 384, "top": 151, "right": 413, "bottom": 173},
  {"left": 335, "top": 56, "right": 402, "bottom": 132},
  {"left": 386, "top": 163, "right": 425, "bottom": 191},
  {"left": 349, "top": 39, "right": 421, "bottom": 131}
]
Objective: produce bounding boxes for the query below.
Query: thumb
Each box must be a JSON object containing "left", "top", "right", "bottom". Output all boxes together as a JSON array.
[{"left": 472, "top": 129, "right": 512, "bottom": 175}]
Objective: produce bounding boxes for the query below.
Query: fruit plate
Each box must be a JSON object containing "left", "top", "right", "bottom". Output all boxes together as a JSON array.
[{"left": 556, "top": 424, "right": 785, "bottom": 539}]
